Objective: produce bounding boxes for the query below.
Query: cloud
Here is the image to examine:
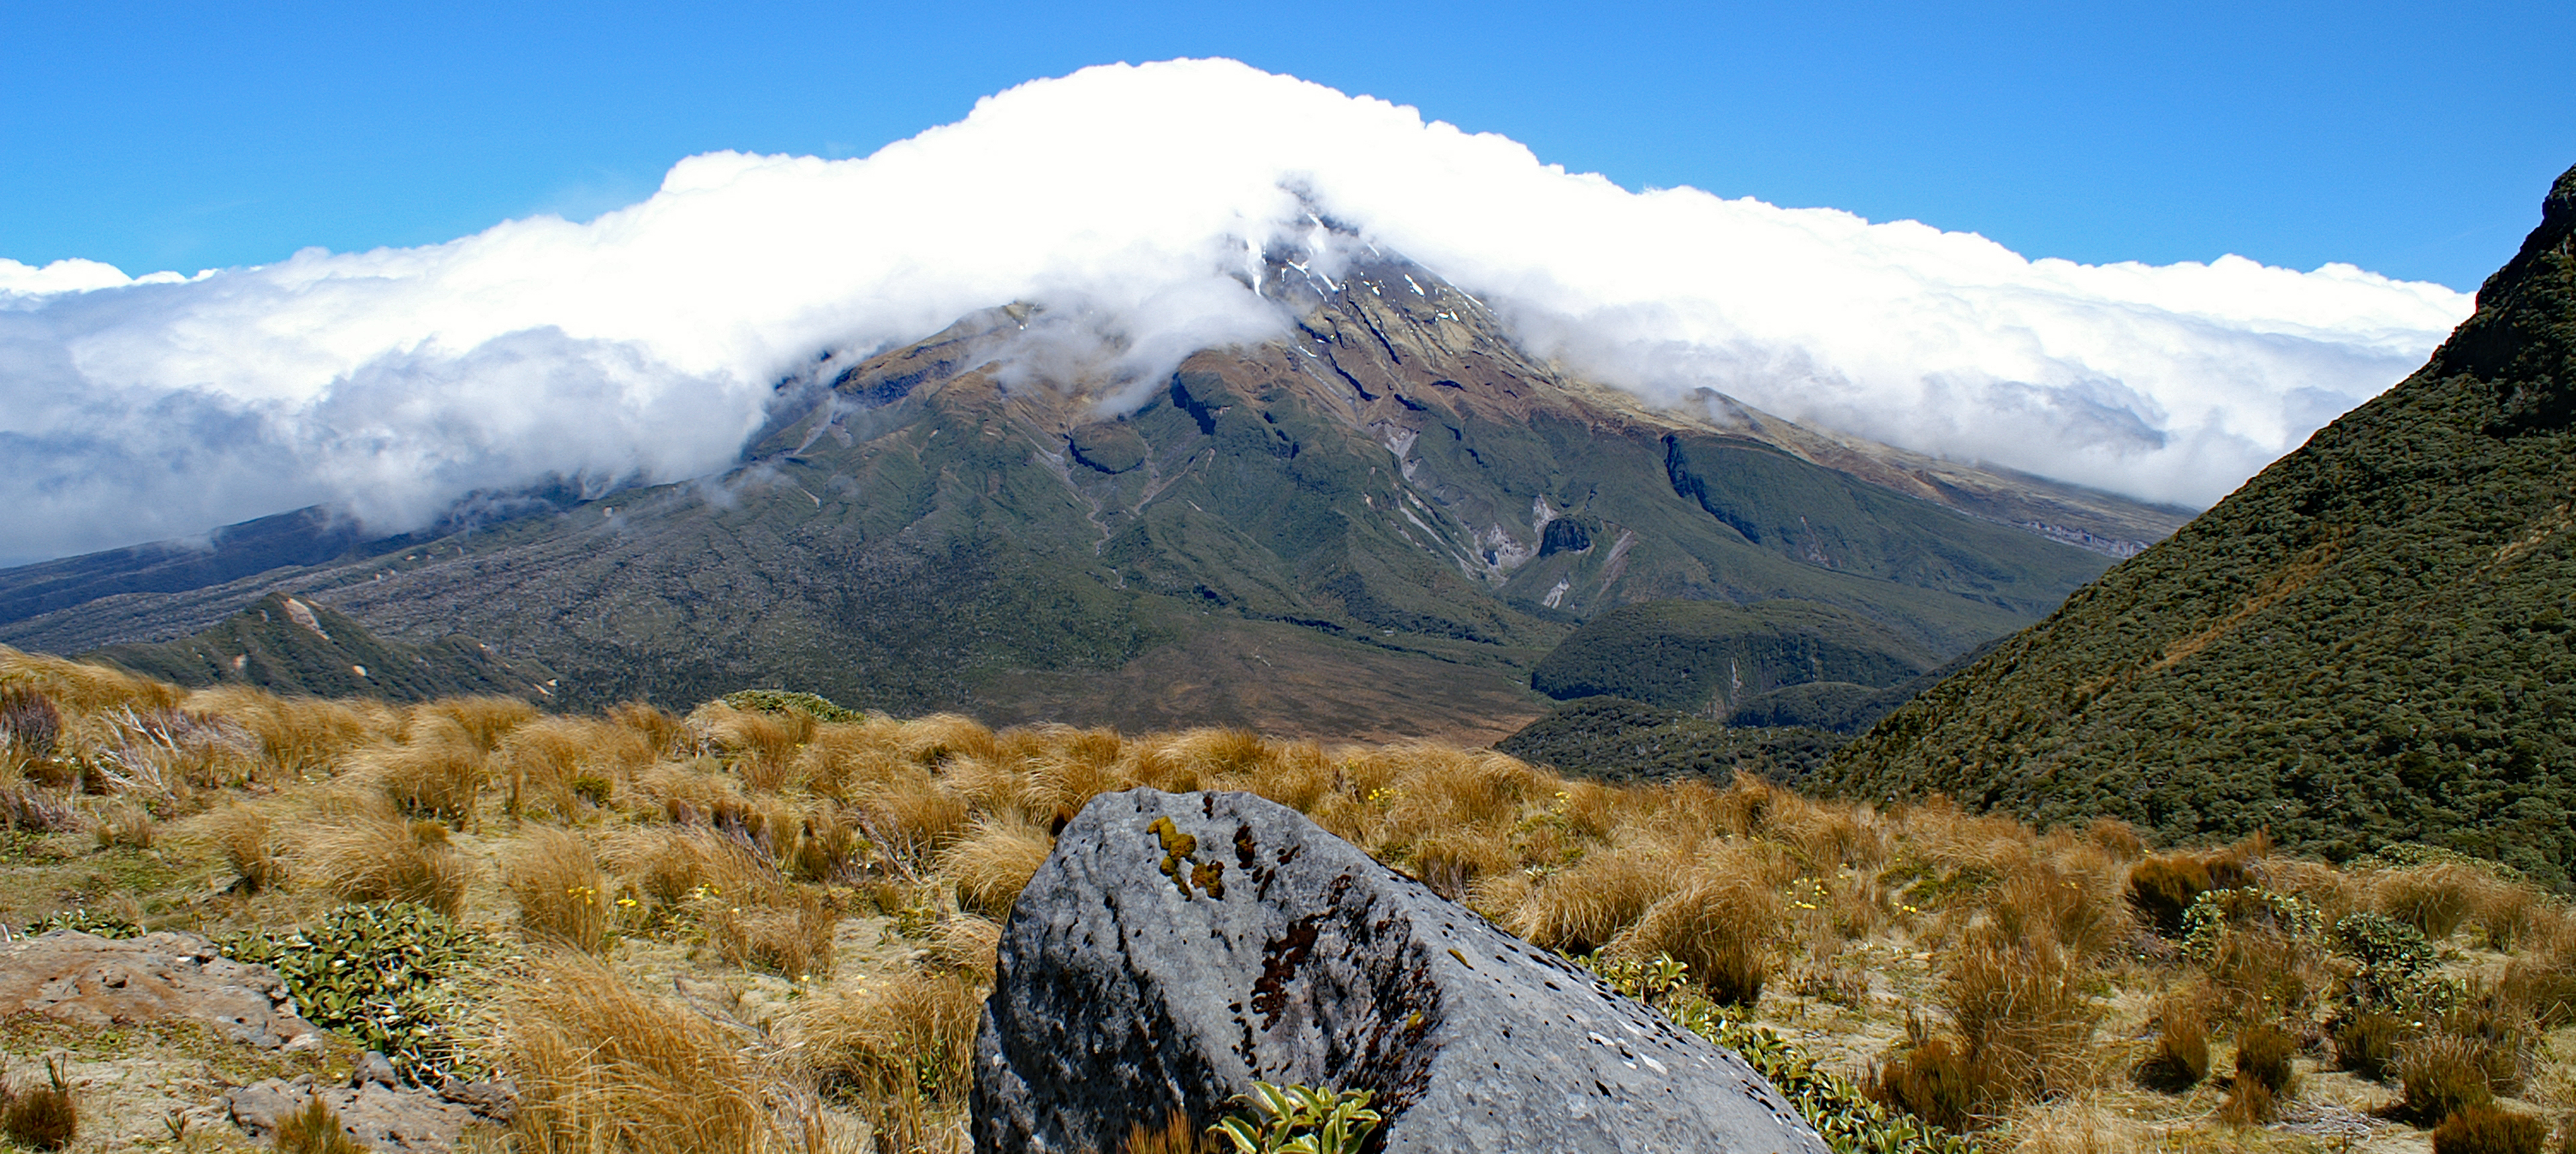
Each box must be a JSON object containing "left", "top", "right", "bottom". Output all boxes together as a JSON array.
[{"left": 0, "top": 58, "right": 2471, "bottom": 565}]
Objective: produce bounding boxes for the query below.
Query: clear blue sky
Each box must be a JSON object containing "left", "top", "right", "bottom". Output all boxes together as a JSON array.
[{"left": 5, "top": 1, "right": 2569, "bottom": 292}]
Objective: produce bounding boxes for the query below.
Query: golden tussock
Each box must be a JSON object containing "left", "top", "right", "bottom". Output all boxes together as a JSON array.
[
  {"left": 489, "top": 955, "right": 784, "bottom": 1154},
  {"left": 300, "top": 815, "right": 470, "bottom": 918},
  {"left": 508, "top": 825, "right": 611, "bottom": 953},
  {"left": 938, "top": 815, "right": 1055, "bottom": 921}
]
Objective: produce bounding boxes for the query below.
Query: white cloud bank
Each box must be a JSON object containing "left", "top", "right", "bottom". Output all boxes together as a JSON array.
[{"left": 0, "top": 58, "right": 2473, "bottom": 566}]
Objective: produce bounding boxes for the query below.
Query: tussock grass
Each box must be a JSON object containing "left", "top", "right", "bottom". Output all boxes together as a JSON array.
[
  {"left": 694, "top": 703, "right": 814, "bottom": 794},
  {"left": 2379, "top": 862, "right": 2491, "bottom": 941},
  {"left": 183, "top": 686, "right": 392, "bottom": 780},
  {"left": 1609, "top": 844, "right": 1787, "bottom": 1006},
  {"left": 939, "top": 815, "right": 1054, "bottom": 921},
  {"left": 9, "top": 655, "right": 2575, "bottom": 1153},
  {"left": 508, "top": 826, "right": 610, "bottom": 953},
  {"left": 1937, "top": 931, "right": 2102, "bottom": 1106},
  {"left": 491, "top": 955, "right": 783, "bottom": 1154},
  {"left": 1, "top": 647, "right": 178, "bottom": 715},
  {"left": 303, "top": 815, "right": 472, "bottom": 919},
  {"left": 198, "top": 801, "right": 290, "bottom": 891},
  {"left": 782, "top": 969, "right": 980, "bottom": 1104},
  {"left": 500, "top": 716, "right": 652, "bottom": 819},
  {"left": 349, "top": 716, "right": 488, "bottom": 827},
  {"left": 420, "top": 695, "right": 539, "bottom": 753}
]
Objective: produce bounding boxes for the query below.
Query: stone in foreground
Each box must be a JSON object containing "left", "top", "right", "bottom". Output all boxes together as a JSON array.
[
  {"left": 0, "top": 930, "right": 321, "bottom": 1050},
  {"left": 973, "top": 788, "right": 1828, "bottom": 1153}
]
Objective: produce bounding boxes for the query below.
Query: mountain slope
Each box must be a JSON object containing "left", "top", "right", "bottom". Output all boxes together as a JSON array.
[
  {"left": 87, "top": 592, "right": 557, "bottom": 702},
  {"left": 0, "top": 246, "right": 2182, "bottom": 742},
  {"left": 1821, "top": 164, "right": 2576, "bottom": 883}
]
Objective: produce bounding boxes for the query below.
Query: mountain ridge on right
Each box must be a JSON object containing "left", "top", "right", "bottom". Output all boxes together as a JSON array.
[{"left": 1822, "top": 162, "right": 2576, "bottom": 885}]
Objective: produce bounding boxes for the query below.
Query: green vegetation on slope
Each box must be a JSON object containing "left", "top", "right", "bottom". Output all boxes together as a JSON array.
[
  {"left": 1529, "top": 598, "right": 1935, "bottom": 716},
  {"left": 1823, "top": 164, "right": 2576, "bottom": 886},
  {"left": 1495, "top": 696, "right": 1847, "bottom": 786},
  {"left": 93, "top": 592, "right": 556, "bottom": 703}
]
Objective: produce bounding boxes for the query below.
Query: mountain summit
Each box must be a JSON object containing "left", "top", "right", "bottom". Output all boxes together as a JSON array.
[
  {"left": 1823, "top": 163, "right": 2576, "bottom": 882},
  {"left": 1, "top": 244, "right": 2183, "bottom": 742}
]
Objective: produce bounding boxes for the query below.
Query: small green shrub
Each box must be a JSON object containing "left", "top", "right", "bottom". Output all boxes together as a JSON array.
[
  {"left": 1210, "top": 1082, "right": 1380, "bottom": 1154},
  {"left": 23, "top": 908, "right": 140, "bottom": 939},
  {"left": 2336, "top": 910, "right": 2457, "bottom": 1012},
  {"left": 2433, "top": 1104, "right": 2546, "bottom": 1154},
  {"left": 2181, "top": 888, "right": 2324, "bottom": 963},
  {"left": 720, "top": 689, "right": 862, "bottom": 723},
  {"left": 223, "top": 902, "right": 493, "bottom": 1083}
]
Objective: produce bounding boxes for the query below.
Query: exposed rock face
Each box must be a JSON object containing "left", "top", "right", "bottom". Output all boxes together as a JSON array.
[
  {"left": 0, "top": 930, "right": 321, "bottom": 1050},
  {"left": 227, "top": 1052, "right": 514, "bottom": 1154},
  {"left": 973, "top": 788, "right": 1827, "bottom": 1154}
]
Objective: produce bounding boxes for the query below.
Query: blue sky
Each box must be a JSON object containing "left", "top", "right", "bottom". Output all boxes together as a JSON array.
[{"left": 5, "top": 1, "right": 2570, "bottom": 292}]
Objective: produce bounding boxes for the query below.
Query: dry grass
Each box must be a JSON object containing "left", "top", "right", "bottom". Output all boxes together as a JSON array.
[
  {"left": 704, "top": 885, "right": 838, "bottom": 981},
  {"left": 782, "top": 969, "right": 981, "bottom": 1105},
  {"left": 490, "top": 955, "right": 784, "bottom": 1154},
  {"left": 2378, "top": 862, "right": 2491, "bottom": 941},
  {"left": 300, "top": 815, "right": 470, "bottom": 918},
  {"left": 1511, "top": 842, "right": 1684, "bottom": 955},
  {"left": 9, "top": 656, "right": 2576, "bottom": 1154},
  {"left": 350, "top": 717, "right": 488, "bottom": 827},
  {"left": 1607, "top": 843, "right": 1789, "bottom": 1006},
  {"left": 1938, "top": 931, "right": 2103, "bottom": 1108},
  {"left": 694, "top": 704, "right": 815, "bottom": 794},
  {"left": 508, "top": 826, "right": 612, "bottom": 953},
  {"left": 938, "top": 815, "right": 1055, "bottom": 921},
  {"left": 197, "top": 801, "right": 290, "bottom": 891}
]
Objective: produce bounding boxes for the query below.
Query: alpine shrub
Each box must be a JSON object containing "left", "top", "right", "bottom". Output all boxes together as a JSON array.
[{"left": 223, "top": 902, "right": 492, "bottom": 1083}]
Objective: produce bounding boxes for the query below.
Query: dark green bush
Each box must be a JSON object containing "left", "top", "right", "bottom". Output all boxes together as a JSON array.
[{"left": 720, "top": 689, "right": 861, "bottom": 723}]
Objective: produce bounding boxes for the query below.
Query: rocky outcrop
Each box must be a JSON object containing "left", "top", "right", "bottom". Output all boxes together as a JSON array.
[
  {"left": 227, "top": 1053, "right": 514, "bottom": 1154},
  {"left": 973, "top": 788, "right": 1828, "bottom": 1154},
  {"left": 0, "top": 930, "right": 321, "bottom": 1050}
]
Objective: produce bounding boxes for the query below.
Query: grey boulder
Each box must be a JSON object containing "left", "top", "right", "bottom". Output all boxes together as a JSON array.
[
  {"left": 0, "top": 929, "right": 322, "bottom": 1050},
  {"left": 973, "top": 788, "right": 1827, "bottom": 1153},
  {"left": 226, "top": 1051, "right": 514, "bottom": 1154}
]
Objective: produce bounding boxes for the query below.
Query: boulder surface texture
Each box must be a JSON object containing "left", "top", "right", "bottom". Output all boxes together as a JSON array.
[
  {"left": 973, "top": 788, "right": 1828, "bottom": 1153},
  {"left": 228, "top": 1052, "right": 513, "bottom": 1154},
  {"left": 0, "top": 930, "right": 321, "bottom": 1050}
]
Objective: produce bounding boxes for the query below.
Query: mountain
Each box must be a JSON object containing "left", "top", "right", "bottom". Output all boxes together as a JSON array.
[
  {"left": 1821, "top": 164, "right": 2576, "bottom": 884},
  {"left": 1, "top": 243, "right": 2185, "bottom": 741},
  {"left": 85, "top": 592, "right": 557, "bottom": 702}
]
